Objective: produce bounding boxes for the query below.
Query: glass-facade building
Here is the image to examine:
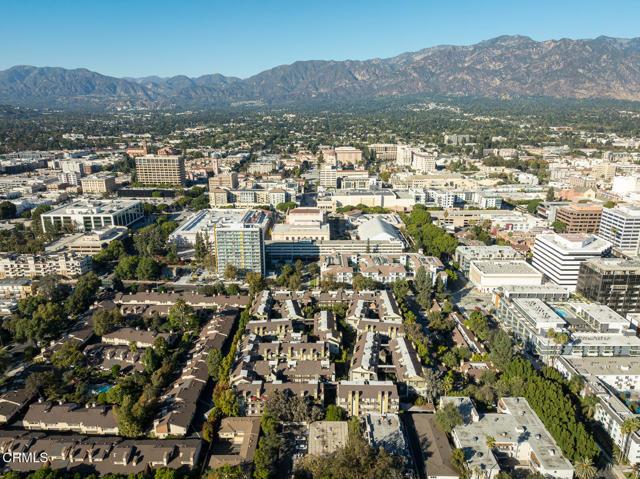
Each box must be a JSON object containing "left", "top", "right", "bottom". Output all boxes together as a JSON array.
[{"left": 576, "top": 257, "right": 640, "bottom": 315}]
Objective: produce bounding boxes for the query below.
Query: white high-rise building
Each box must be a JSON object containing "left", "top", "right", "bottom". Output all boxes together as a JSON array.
[
  {"left": 411, "top": 152, "right": 437, "bottom": 173},
  {"left": 598, "top": 206, "right": 640, "bottom": 255},
  {"left": 532, "top": 233, "right": 611, "bottom": 291},
  {"left": 319, "top": 165, "right": 338, "bottom": 188}
]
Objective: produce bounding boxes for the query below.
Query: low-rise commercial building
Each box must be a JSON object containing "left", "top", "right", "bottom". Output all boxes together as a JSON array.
[
  {"left": 41, "top": 199, "right": 143, "bottom": 232},
  {"left": 46, "top": 227, "right": 128, "bottom": 255},
  {"left": 335, "top": 146, "right": 362, "bottom": 165},
  {"left": 469, "top": 260, "right": 543, "bottom": 293},
  {"left": 454, "top": 245, "right": 522, "bottom": 276}
]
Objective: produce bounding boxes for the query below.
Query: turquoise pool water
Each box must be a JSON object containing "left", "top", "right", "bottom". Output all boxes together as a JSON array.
[
  {"left": 555, "top": 309, "right": 568, "bottom": 317},
  {"left": 93, "top": 384, "right": 113, "bottom": 394}
]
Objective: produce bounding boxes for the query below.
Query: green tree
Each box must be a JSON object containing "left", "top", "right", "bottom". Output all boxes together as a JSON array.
[
  {"left": 0, "top": 201, "right": 16, "bottom": 219},
  {"left": 486, "top": 435, "right": 496, "bottom": 451},
  {"left": 224, "top": 264, "right": 238, "bottom": 280},
  {"left": 51, "top": 341, "right": 84, "bottom": 369},
  {"left": 168, "top": 297, "right": 197, "bottom": 331},
  {"left": 215, "top": 388, "right": 239, "bottom": 417},
  {"left": 546, "top": 187, "right": 555, "bottom": 201},
  {"left": 194, "top": 232, "right": 208, "bottom": 261},
  {"left": 325, "top": 404, "right": 345, "bottom": 421},
  {"left": 38, "top": 274, "right": 70, "bottom": 302},
  {"left": 435, "top": 402, "right": 463, "bottom": 433},
  {"left": 114, "top": 255, "right": 140, "bottom": 280},
  {"left": 574, "top": 457, "right": 596, "bottom": 479},
  {"left": 134, "top": 224, "right": 167, "bottom": 257},
  {"left": 136, "top": 257, "right": 160, "bottom": 280},
  {"left": 526, "top": 199, "right": 542, "bottom": 214},
  {"left": 306, "top": 264, "right": 320, "bottom": 281},
  {"left": 276, "top": 201, "right": 296, "bottom": 211},
  {"left": 552, "top": 220, "right": 567, "bottom": 233},
  {"left": 65, "top": 271, "right": 102, "bottom": 315},
  {"left": 30, "top": 204, "right": 53, "bottom": 236},
  {"left": 92, "top": 308, "right": 121, "bottom": 336},
  {"left": 489, "top": 329, "right": 513, "bottom": 370},
  {"left": 207, "top": 349, "right": 224, "bottom": 381},
  {"left": 94, "top": 240, "right": 126, "bottom": 263},
  {"left": 246, "top": 272, "right": 266, "bottom": 296},
  {"left": 0, "top": 348, "right": 12, "bottom": 374},
  {"left": 622, "top": 417, "right": 640, "bottom": 461}
]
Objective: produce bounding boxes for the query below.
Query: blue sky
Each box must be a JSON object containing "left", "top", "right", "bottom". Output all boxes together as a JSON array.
[{"left": 2, "top": 0, "right": 640, "bottom": 78}]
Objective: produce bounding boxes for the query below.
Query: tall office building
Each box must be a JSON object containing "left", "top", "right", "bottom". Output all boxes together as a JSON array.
[
  {"left": 135, "top": 155, "right": 185, "bottom": 186},
  {"left": 554, "top": 203, "right": 602, "bottom": 234},
  {"left": 598, "top": 206, "right": 640, "bottom": 255},
  {"left": 576, "top": 258, "right": 640, "bottom": 315},
  {"left": 532, "top": 233, "right": 611, "bottom": 291}
]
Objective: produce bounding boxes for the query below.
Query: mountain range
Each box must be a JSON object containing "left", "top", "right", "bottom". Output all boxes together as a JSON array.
[{"left": 2, "top": 35, "right": 640, "bottom": 110}]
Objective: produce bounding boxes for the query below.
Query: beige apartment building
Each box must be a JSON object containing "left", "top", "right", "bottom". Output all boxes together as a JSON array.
[
  {"left": 135, "top": 155, "right": 185, "bottom": 186},
  {"left": 81, "top": 174, "right": 116, "bottom": 194},
  {"left": 209, "top": 172, "right": 239, "bottom": 189},
  {"left": 335, "top": 147, "right": 362, "bottom": 165}
]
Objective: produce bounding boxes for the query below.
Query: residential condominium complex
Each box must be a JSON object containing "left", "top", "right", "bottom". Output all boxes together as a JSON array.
[
  {"left": 334, "top": 147, "right": 362, "bottom": 165},
  {"left": 169, "top": 209, "right": 272, "bottom": 275},
  {"left": 576, "top": 257, "right": 640, "bottom": 315},
  {"left": 41, "top": 199, "right": 143, "bottom": 232},
  {"left": 532, "top": 233, "right": 611, "bottom": 291},
  {"left": 598, "top": 205, "right": 640, "bottom": 255},
  {"left": 135, "top": 155, "right": 185, "bottom": 186},
  {"left": 208, "top": 172, "right": 238, "bottom": 189},
  {"left": 496, "top": 297, "right": 640, "bottom": 360},
  {"left": 215, "top": 225, "right": 265, "bottom": 275},
  {"left": 554, "top": 203, "right": 603, "bottom": 234},
  {"left": 0, "top": 252, "right": 92, "bottom": 279},
  {"left": 447, "top": 397, "right": 574, "bottom": 479}
]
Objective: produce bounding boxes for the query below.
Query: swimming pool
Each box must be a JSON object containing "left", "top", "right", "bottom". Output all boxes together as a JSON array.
[
  {"left": 555, "top": 309, "right": 568, "bottom": 318},
  {"left": 92, "top": 384, "right": 114, "bottom": 394}
]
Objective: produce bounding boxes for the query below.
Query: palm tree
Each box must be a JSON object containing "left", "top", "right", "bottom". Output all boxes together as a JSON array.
[
  {"left": 574, "top": 457, "right": 596, "bottom": 479},
  {"left": 471, "top": 464, "right": 484, "bottom": 479},
  {"left": 632, "top": 462, "right": 640, "bottom": 479},
  {"left": 581, "top": 394, "right": 599, "bottom": 420},
  {"left": 485, "top": 435, "right": 496, "bottom": 451},
  {"left": 621, "top": 417, "right": 640, "bottom": 462}
]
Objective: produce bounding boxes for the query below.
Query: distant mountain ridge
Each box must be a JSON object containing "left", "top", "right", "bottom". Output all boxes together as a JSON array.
[{"left": 3, "top": 35, "right": 640, "bottom": 109}]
